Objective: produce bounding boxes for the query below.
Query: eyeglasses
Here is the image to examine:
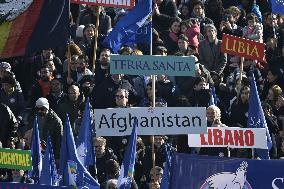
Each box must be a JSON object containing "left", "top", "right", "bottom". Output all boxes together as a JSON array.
[{"left": 115, "top": 95, "right": 126, "bottom": 99}]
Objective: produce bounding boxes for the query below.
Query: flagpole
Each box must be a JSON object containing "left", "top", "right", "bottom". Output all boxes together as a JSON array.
[
  {"left": 150, "top": 12, "right": 156, "bottom": 170},
  {"left": 67, "top": 37, "right": 72, "bottom": 81},
  {"left": 227, "top": 146, "right": 230, "bottom": 157},
  {"left": 271, "top": 13, "right": 277, "bottom": 48},
  {"left": 92, "top": 6, "right": 100, "bottom": 73},
  {"left": 67, "top": 0, "right": 72, "bottom": 83},
  {"left": 238, "top": 57, "right": 244, "bottom": 84},
  {"left": 252, "top": 148, "right": 255, "bottom": 159}
]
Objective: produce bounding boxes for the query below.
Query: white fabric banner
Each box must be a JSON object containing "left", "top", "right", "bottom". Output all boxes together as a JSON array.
[
  {"left": 188, "top": 127, "right": 268, "bottom": 149},
  {"left": 95, "top": 107, "right": 207, "bottom": 136}
]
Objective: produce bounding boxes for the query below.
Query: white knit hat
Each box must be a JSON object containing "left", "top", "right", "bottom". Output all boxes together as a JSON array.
[{"left": 35, "top": 98, "right": 49, "bottom": 110}]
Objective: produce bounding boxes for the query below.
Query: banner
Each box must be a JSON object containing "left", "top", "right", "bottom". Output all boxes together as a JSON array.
[
  {"left": 0, "top": 148, "right": 32, "bottom": 170},
  {"left": 0, "top": 183, "right": 72, "bottom": 189},
  {"left": 171, "top": 153, "right": 284, "bottom": 189},
  {"left": 221, "top": 34, "right": 265, "bottom": 62},
  {"left": 94, "top": 107, "right": 207, "bottom": 136},
  {"left": 110, "top": 55, "right": 195, "bottom": 76},
  {"left": 0, "top": 0, "right": 69, "bottom": 58},
  {"left": 188, "top": 127, "right": 267, "bottom": 149},
  {"left": 70, "top": 0, "right": 135, "bottom": 8}
]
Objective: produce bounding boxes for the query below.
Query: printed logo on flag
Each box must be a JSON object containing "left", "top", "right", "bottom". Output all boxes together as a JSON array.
[
  {"left": 77, "top": 143, "right": 87, "bottom": 165},
  {"left": 200, "top": 162, "right": 252, "bottom": 189},
  {"left": 276, "top": 0, "right": 284, "bottom": 5},
  {"left": 0, "top": 0, "right": 33, "bottom": 21},
  {"left": 67, "top": 160, "right": 77, "bottom": 186}
]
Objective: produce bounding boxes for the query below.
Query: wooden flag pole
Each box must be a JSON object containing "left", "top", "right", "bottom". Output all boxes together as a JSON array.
[
  {"left": 151, "top": 75, "right": 156, "bottom": 169},
  {"left": 238, "top": 57, "right": 244, "bottom": 84},
  {"left": 92, "top": 6, "right": 100, "bottom": 73},
  {"left": 67, "top": 38, "right": 72, "bottom": 82}
]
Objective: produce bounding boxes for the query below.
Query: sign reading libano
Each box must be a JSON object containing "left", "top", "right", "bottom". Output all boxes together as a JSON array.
[{"left": 221, "top": 34, "right": 265, "bottom": 62}]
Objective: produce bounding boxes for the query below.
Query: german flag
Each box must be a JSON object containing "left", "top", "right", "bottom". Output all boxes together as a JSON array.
[{"left": 0, "top": 0, "right": 69, "bottom": 58}]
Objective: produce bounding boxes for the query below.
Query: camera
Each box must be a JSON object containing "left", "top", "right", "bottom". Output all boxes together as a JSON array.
[{"left": 190, "top": 18, "right": 198, "bottom": 25}]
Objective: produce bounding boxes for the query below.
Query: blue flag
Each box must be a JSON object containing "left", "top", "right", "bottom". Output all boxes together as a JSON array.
[
  {"left": 160, "top": 144, "right": 172, "bottom": 189},
  {"left": 126, "top": 21, "right": 151, "bottom": 44},
  {"left": 102, "top": 0, "right": 152, "bottom": 53},
  {"left": 171, "top": 153, "right": 284, "bottom": 189},
  {"left": 40, "top": 135, "right": 59, "bottom": 186},
  {"left": 117, "top": 119, "right": 138, "bottom": 189},
  {"left": 30, "top": 116, "right": 42, "bottom": 184},
  {"left": 247, "top": 72, "right": 272, "bottom": 159},
  {"left": 59, "top": 115, "right": 100, "bottom": 189},
  {"left": 271, "top": 0, "right": 284, "bottom": 15},
  {"left": 76, "top": 98, "right": 95, "bottom": 169}
]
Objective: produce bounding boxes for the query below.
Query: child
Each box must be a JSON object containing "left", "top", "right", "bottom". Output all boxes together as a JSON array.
[
  {"left": 180, "top": 19, "right": 200, "bottom": 49},
  {"left": 242, "top": 13, "right": 263, "bottom": 43}
]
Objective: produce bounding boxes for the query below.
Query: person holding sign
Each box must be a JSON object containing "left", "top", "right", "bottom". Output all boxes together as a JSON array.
[
  {"left": 199, "top": 105, "right": 228, "bottom": 157},
  {"left": 198, "top": 24, "right": 227, "bottom": 76}
]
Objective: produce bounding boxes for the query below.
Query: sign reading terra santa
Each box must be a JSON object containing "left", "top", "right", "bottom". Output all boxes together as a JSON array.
[
  {"left": 221, "top": 34, "right": 265, "bottom": 62},
  {"left": 110, "top": 55, "right": 195, "bottom": 76}
]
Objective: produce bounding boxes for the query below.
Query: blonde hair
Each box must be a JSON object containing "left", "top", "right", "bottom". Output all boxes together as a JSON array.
[
  {"left": 207, "top": 105, "right": 221, "bottom": 121},
  {"left": 131, "top": 49, "right": 143, "bottom": 55},
  {"left": 94, "top": 137, "right": 106, "bottom": 145},
  {"left": 228, "top": 6, "right": 241, "bottom": 16}
]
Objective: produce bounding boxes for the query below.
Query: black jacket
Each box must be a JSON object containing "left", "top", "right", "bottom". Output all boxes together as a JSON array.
[
  {"left": 153, "top": 0, "right": 178, "bottom": 33},
  {"left": 0, "top": 103, "right": 18, "bottom": 148},
  {"left": 93, "top": 148, "right": 117, "bottom": 184}
]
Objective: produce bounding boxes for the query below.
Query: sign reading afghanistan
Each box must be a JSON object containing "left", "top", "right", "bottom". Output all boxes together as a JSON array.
[
  {"left": 0, "top": 148, "right": 32, "bottom": 170},
  {"left": 95, "top": 107, "right": 207, "bottom": 136},
  {"left": 110, "top": 55, "right": 195, "bottom": 76}
]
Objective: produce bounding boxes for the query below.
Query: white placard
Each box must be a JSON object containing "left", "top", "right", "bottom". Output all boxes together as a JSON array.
[
  {"left": 95, "top": 107, "right": 207, "bottom": 136},
  {"left": 188, "top": 127, "right": 268, "bottom": 149}
]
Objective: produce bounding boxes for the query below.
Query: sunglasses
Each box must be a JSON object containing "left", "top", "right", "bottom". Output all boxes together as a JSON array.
[
  {"left": 115, "top": 95, "right": 126, "bottom": 99},
  {"left": 36, "top": 107, "right": 46, "bottom": 111}
]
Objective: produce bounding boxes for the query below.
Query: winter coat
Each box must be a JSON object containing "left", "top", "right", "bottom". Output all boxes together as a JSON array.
[
  {"left": 198, "top": 39, "right": 227, "bottom": 75},
  {"left": 0, "top": 103, "right": 18, "bottom": 148},
  {"left": 28, "top": 109, "right": 63, "bottom": 159},
  {"left": 92, "top": 148, "right": 118, "bottom": 184}
]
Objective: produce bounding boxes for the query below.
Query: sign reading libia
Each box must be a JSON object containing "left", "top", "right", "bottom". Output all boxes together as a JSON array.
[
  {"left": 70, "top": 0, "right": 135, "bottom": 8},
  {"left": 0, "top": 148, "right": 32, "bottom": 170},
  {"left": 221, "top": 34, "right": 265, "bottom": 62},
  {"left": 110, "top": 55, "right": 195, "bottom": 76},
  {"left": 95, "top": 107, "right": 207, "bottom": 136},
  {"left": 188, "top": 127, "right": 267, "bottom": 149}
]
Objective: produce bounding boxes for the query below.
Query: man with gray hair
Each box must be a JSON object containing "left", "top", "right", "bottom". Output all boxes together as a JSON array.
[{"left": 198, "top": 24, "right": 227, "bottom": 76}]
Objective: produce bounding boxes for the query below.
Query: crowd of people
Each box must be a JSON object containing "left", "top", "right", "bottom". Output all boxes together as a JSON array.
[{"left": 0, "top": 0, "right": 284, "bottom": 188}]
